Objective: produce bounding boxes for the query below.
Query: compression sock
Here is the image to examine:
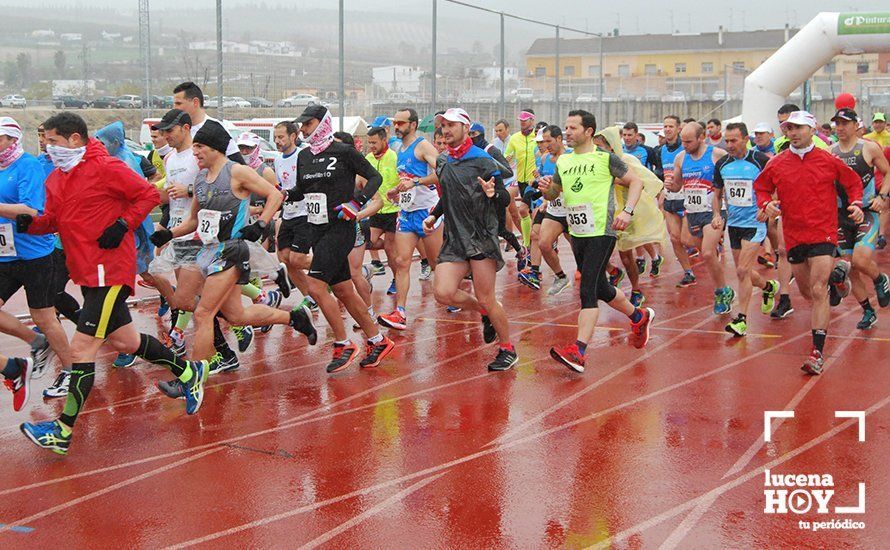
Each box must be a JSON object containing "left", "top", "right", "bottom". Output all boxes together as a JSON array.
[
  {"left": 812, "top": 329, "right": 827, "bottom": 353},
  {"left": 135, "top": 333, "right": 189, "bottom": 378},
  {"left": 520, "top": 215, "right": 532, "bottom": 247},
  {"left": 58, "top": 362, "right": 95, "bottom": 430},
  {"left": 240, "top": 283, "right": 262, "bottom": 301},
  {"left": 175, "top": 310, "right": 193, "bottom": 331}
]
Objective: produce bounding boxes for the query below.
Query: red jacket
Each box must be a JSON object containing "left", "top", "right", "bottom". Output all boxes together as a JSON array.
[
  {"left": 754, "top": 146, "right": 862, "bottom": 251},
  {"left": 28, "top": 138, "right": 159, "bottom": 292}
]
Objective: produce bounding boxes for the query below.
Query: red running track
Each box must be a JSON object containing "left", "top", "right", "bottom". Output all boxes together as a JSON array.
[{"left": 0, "top": 249, "right": 888, "bottom": 548}]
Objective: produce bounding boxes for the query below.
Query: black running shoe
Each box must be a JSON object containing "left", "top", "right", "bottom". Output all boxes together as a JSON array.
[
  {"left": 482, "top": 315, "right": 497, "bottom": 344},
  {"left": 157, "top": 378, "right": 185, "bottom": 399},
  {"left": 275, "top": 263, "right": 291, "bottom": 299},
  {"left": 874, "top": 273, "right": 890, "bottom": 308},
  {"left": 487, "top": 348, "right": 518, "bottom": 371},
  {"left": 290, "top": 305, "right": 317, "bottom": 345},
  {"left": 770, "top": 296, "right": 794, "bottom": 319},
  {"left": 359, "top": 337, "right": 394, "bottom": 368},
  {"left": 635, "top": 257, "right": 646, "bottom": 276}
]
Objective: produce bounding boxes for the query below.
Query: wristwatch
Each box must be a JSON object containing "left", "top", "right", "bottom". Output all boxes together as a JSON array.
[
  {"left": 187, "top": 184, "right": 194, "bottom": 197},
  {"left": 412, "top": 178, "right": 420, "bottom": 187},
  {"left": 623, "top": 205, "right": 634, "bottom": 216}
]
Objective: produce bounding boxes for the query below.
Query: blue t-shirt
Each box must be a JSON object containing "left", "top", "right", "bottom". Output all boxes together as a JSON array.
[
  {"left": 0, "top": 152, "right": 55, "bottom": 261},
  {"left": 623, "top": 144, "right": 649, "bottom": 167},
  {"left": 536, "top": 153, "right": 557, "bottom": 177},
  {"left": 713, "top": 150, "right": 771, "bottom": 229},
  {"left": 36, "top": 153, "right": 54, "bottom": 177}
]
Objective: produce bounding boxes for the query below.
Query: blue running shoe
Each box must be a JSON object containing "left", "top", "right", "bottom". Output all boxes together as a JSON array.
[
  {"left": 630, "top": 290, "right": 645, "bottom": 308},
  {"left": 157, "top": 295, "right": 170, "bottom": 318},
  {"left": 386, "top": 279, "right": 397, "bottom": 295},
  {"left": 21, "top": 420, "right": 70, "bottom": 455},
  {"left": 183, "top": 360, "right": 209, "bottom": 415},
  {"left": 113, "top": 353, "right": 137, "bottom": 368},
  {"left": 518, "top": 270, "right": 541, "bottom": 290},
  {"left": 714, "top": 288, "right": 731, "bottom": 315},
  {"left": 446, "top": 305, "right": 462, "bottom": 313}
]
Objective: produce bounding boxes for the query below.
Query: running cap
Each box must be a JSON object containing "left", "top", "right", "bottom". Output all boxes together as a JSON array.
[
  {"left": 192, "top": 119, "right": 230, "bottom": 154},
  {"left": 236, "top": 131, "right": 261, "bottom": 147},
  {"left": 518, "top": 109, "right": 535, "bottom": 121},
  {"left": 294, "top": 104, "right": 328, "bottom": 124},
  {"left": 370, "top": 115, "right": 392, "bottom": 128},
  {"left": 779, "top": 111, "right": 817, "bottom": 130},
  {"left": 657, "top": 130, "right": 665, "bottom": 137},
  {"left": 534, "top": 128, "right": 545, "bottom": 142},
  {"left": 753, "top": 122, "right": 773, "bottom": 133},
  {"left": 152, "top": 109, "right": 191, "bottom": 131},
  {"left": 831, "top": 108, "right": 858, "bottom": 123},
  {"left": 0, "top": 117, "right": 23, "bottom": 140},
  {"left": 469, "top": 122, "right": 485, "bottom": 134},
  {"left": 874, "top": 112, "right": 886, "bottom": 122},
  {"left": 435, "top": 108, "right": 471, "bottom": 126}
]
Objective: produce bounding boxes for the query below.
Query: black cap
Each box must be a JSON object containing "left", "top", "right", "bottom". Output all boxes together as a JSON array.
[
  {"left": 193, "top": 119, "right": 230, "bottom": 154},
  {"left": 152, "top": 109, "right": 191, "bottom": 131},
  {"left": 293, "top": 105, "right": 328, "bottom": 124},
  {"left": 831, "top": 108, "right": 858, "bottom": 123}
]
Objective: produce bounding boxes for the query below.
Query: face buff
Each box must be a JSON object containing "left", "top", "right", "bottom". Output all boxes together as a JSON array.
[
  {"left": 245, "top": 146, "right": 263, "bottom": 169},
  {"left": 0, "top": 139, "right": 23, "bottom": 169},
  {"left": 306, "top": 111, "right": 334, "bottom": 155},
  {"left": 46, "top": 144, "right": 87, "bottom": 172},
  {"left": 447, "top": 136, "right": 473, "bottom": 159}
]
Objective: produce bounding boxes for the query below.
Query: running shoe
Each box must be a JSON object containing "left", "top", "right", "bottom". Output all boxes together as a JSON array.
[
  {"left": 676, "top": 272, "right": 697, "bottom": 288},
  {"left": 183, "top": 360, "right": 209, "bottom": 414},
  {"left": 20, "top": 420, "right": 70, "bottom": 455},
  {"left": 386, "top": 279, "right": 397, "bottom": 295},
  {"left": 757, "top": 254, "right": 776, "bottom": 268},
  {"left": 482, "top": 314, "right": 497, "bottom": 344},
  {"left": 210, "top": 352, "right": 238, "bottom": 374},
  {"left": 369, "top": 262, "right": 386, "bottom": 276},
  {"left": 233, "top": 325, "right": 255, "bottom": 353},
  {"left": 418, "top": 263, "right": 432, "bottom": 281},
  {"left": 446, "top": 305, "right": 462, "bottom": 313},
  {"left": 801, "top": 349, "right": 824, "bottom": 375},
  {"left": 547, "top": 275, "right": 571, "bottom": 296},
  {"left": 713, "top": 289, "right": 729, "bottom": 315},
  {"left": 725, "top": 314, "right": 747, "bottom": 337},
  {"left": 650, "top": 255, "right": 663, "bottom": 278},
  {"left": 43, "top": 370, "right": 70, "bottom": 399},
  {"left": 3, "top": 357, "right": 33, "bottom": 412},
  {"left": 517, "top": 246, "right": 530, "bottom": 272},
  {"left": 157, "top": 378, "right": 184, "bottom": 399},
  {"left": 359, "top": 336, "right": 395, "bottom": 368},
  {"left": 290, "top": 305, "right": 318, "bottom": 344},
  {"left": 378, "top": 310, "right": 407, "bottom": 331},
  {"left": 157, "top": 295, "right": 170, "bottom": 317},
  {"left": 770, "top": 296, "right": 794, "bottom": 319},
  {"left": 857, "top": 309, "right": 877, "bottom": 330},
  {"left": 629, "top": 307, "right": 655, "bottom": 349},
  {"left": 877, "top": 234, "right": 886, "bottom": 250},
  {"left": 629, "top": 290, "right": 645, "bottom": 308},
  {"left": 635, "top": 257, "right": 646, "bottom": 276},
  {"left": 874, "top": 273, "right": 890, "bottom": 308},
  {"left": 723, "top": 287, "right": 736, "bottom": 313},
  {"left": 761, "top": 280, "right": 779, "bottom": 315},
  {"left": 829, "top": 260, "right": 851, "bottom": 307},
  {"left": 687, "top": 247, "right": 700, "bottom": 259},
  {"left": 518, "top": 270, "right": 541, "bottom": 290},
  {"left": 608, "top": 266, "right": 625, "bottom": 287},
  {"left": 113, "top": 353, "right": 137, "bottom": 368},
  {"left": 299, "top": 296, "right": 319, "bottom": 313},
  {"left": 169, "top": 327, "right": 186, "bottom": 357},
  {"left": 327, "top": 342, "right": 359, "bottom": 373},
  {"left": 30, "top": 337, "right": 54, "bottom": 379},
  {"left": 487, "top": 347, "right": 518, "bottom": 372},
  {"left": 550, "top": 344, "right": 585, "bottom": 373},
  {"left": 274, "top": 263, "right": 291, "bottom": 298}
]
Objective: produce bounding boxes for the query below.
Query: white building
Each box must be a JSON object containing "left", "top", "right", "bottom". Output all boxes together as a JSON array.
[
  {"left": 59, "top": 33, "right": 82, "bottom": 41},
  {"left": 478, "top": 66, "right": 519, "bottom": 84},
  {"left": 52, "top": 79, "right": 96, "bottom": 97},
  {"left": 372, "top": 65, "right": 424, "bottom": 94},
  {"left": 31, "top": 30, "right": 55, "bottom": 38},
  {"left": 248, "top": 41, "right": 302, "bottom": 57},
  {"left": 188, "top": 41, "right": 249, "bottom": 54}
]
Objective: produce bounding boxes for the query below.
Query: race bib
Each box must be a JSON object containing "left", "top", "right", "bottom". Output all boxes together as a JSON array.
[
  {"left": 0, "top": 223, "right": 15, "bottom": 257},
  {"left": 399, "top": 187, "right": 416, "bottom": 209},
  {"left": 664, "top": 168, "right": 684, "bottom": 200},
  {"left": 282, "top": 201, "right": 301, "bottom": 219},
  {"left": 725, "top": 179, "right": 753, "bottom": 207},
  {"left": 684, "top": 188, "right": 710, "bottom": 213},
  {"left": 305, "top": 193, "right": 328, "bottom": 225},
  {"left": 197, "top": 209, "right": 221, "bottom": 245},
  {"left": 548, "top": 193, "right": 567, "bottom": 217},
  {"left": 566, "top": 204, "right": 596, "bottom": 236}
]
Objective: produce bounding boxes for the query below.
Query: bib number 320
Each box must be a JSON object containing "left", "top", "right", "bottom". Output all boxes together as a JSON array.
[{"left": 305, "top": 193, "right": 329, "bottom": 225}]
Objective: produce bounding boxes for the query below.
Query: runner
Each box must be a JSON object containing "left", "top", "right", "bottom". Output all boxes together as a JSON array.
[
  {"left": 621, "top": 122, "right": 664, "bottom": 277},
  {"left": 377, "top": 108, "right": 442, "bottom": 331},
  {"left": 828, "top": 108, "right": 890, "bottom": 329},
  {"left": 0, "top": 116, "right": 71, "bottom": 388},
  {"left": 754, "top": 110, "right": 865, "bottom": 375},
  {"left": 666, "top": 122, "right": 733, "bottom": 314},
  {"left": 706, "top": 118, "right": 727, "bottom": 150},
  {"left": 17, "top": 112, "right": 209, "bottom": 455},
  {"left": 365, "top": 125, "right": 400, "bottom": 289},
  {"left": 540, "top": 110, "right": 654, "bottom": 373},
  {"left": 422, "top": 108, "right": 517, "bottom": 371},
  {"left": 505, "top": 110, "right": 538, "bottom": 254},
  {"left": 863, "top": 112, "right": 889, "bottom": 147},
  {"left": 711, "top": 122, "right": 779, "bottom": 337},
  {"left": 655, "top": 115, "right": 695, "bottom": 287},
  {"left": 172, "top": 81, "right": 241, "bottom": 160},
  {"left": 285, "top": 105, "right": 394, "bottom": 372},
  {"left": 751, "top": 123, "right": 776, "bottom": 157}
]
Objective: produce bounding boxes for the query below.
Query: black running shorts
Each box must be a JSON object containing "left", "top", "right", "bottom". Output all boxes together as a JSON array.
[
  {"left": 0, "top": 252, "right": 56, "bottom": 309},
  {"left": 277, "top": 216, "right": 312, "bottom": 255},
  {"left": 370, "top": 212, "right": 398, "bottom": 233},
  {"left": 78, "top": 285, "right": 132, "bottom": 338},
  {"left": 786, "top": 242, "right": 837, "bottom": 265},
  {"left": 306, "top": 221, "right": 353, "bottom": 286}
]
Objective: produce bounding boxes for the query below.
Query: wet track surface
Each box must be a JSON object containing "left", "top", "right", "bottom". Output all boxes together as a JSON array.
[{"left": 0, "top": 249, "right": 888, "bottom": 548}]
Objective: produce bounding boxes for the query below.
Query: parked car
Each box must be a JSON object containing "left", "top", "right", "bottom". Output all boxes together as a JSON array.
[
  {"left": 230, "top": 97, "right": 252, "bottom": 108},
  {"left": 54, "top": 95, "right": 90, "bottom": 108},
  {"left": 661, "top": 90, "right": 687, "bottom": 102},
  {"left": 0, "top": 94, "right": 26, "bottom": 108},
  {"left": 246, "top": 97, "right": 272, "bottom": 108},
  {"left": 690, "top": 92, "right": 709, "bottom": 102},
  {"left": 277, "top": 94, "right": 322, "bottom": 108},
  {"left": 116, "top": 95, "right": 143, "bottom": 108},
  {"left": 148, "top": 95, "right": 173, "bottom": 108},
  {"left": 91, "top": 96, "right": 117, "bottom": 109}
]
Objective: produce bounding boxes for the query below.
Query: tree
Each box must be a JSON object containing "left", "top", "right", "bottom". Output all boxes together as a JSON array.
[
  {"left": 3, "top": 61, "right": 19, "bottom": 89},
  {"left": 54, "top": 50, "right": 66, "bottom": 78},
  {"left": 15, "top": 53, "right": 31, "bottom": 88}
]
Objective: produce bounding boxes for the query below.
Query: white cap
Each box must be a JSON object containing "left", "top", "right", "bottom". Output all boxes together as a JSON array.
[
  {"left": 0, "top": 117, "right": 23, "bottom": 140},
  {"left": 535, "top": 128, "right": 545, "bottom": 142},
  {"left": 780, "top": 111, "right": 817, "bottom": 130},
  {"left": 753, "top": 122, "right": 773, "bottom": 134},
  {"left": 435, "top": 107, "right": 471, "bottom": 126},
  {"left": 236, "top": 132, "right": 261, "bottom": 147},
  {"left": 657, "top": 130, "right": 665, "bottom": 137}
]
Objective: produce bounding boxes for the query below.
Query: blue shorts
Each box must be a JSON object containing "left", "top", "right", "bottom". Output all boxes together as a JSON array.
[
  {"left": 397, "top": 209, "right": 440, "bottom": 238},
  {"left": 728, "top": 225, "right": 767, "bottom": 250},
  {"left": 664, "top": 199, "right": 685, "bottom": 216},
  {"left": 838, "top": 210, "right": 879, "bottom": 256},
  {"left": 686, "top": 210, "right": 727, "bottom": 239}
]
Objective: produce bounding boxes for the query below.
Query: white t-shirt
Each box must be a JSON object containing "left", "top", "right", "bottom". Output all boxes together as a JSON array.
[
  {"left": 274, "top": 147, "right": 306, "bottom": 219},
  {"left": 164, "top": 147, "right": 201, "bottom": 240},
  {"left": 190, "top": 115, "right": 240, "bottom": 157}
]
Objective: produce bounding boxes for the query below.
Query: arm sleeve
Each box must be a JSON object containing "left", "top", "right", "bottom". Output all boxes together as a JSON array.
[
  {"left": 140, "top": 156, "right": 157, "bottom": 179},
  {"left": 106, "top": 159, "right": 161, "bottom": 228},
  {"left": 753, "top": 161, "right": 777, "bottom": 209},
  {"left": 834, "top": 155, "right": 863, "bottom": 204},
  {"left": 608, "top": 153, "right": 629, "bottom": 179},
  {"left": 652, "top": 148, "right": 665, "bottom": 181},
  {"left": 487, "top": 146, "right": 514, "bottom": 180},
  {"left": 350, "top": 148, "right": 383, "bottom": 204}
]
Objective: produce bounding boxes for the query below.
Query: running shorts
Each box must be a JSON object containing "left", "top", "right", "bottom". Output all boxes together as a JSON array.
[
  {"left": 543, "top": 213, "right": 569, "bottom": 232},
  {"left": 370, "top": 212, "right": 398, "bottom": 233},
  {"left": 78, "top": 285, "right": 132, "bottom": 338},
  {"left": 787, "top": 242, "right": 836, "bottom": 265},
  {"left": 0, "top": 253, "right": 55, "bottom": 309},
  {"left": 277, "top": 216, "right": 312, "bottom": 255},
  {"left": 197, "top": 240, "right": 251, "bottom": 284},
  {"left": 728, "top": 225, "right": 767, "bottom": 250},
  {"left": 837, "top": 210, "right": 879, "bottom": 256},
  {"left": 306, "top": 221, "right": 354, "bottom": 286},
  {"left": 397, "top": 209, "right": 440, "bottom": 238},
  {"left": 686, "top": 210, "right": 726, "bottom": 239},
  {"left": 663, "top": 198, "right": 685, "bottom": 216}
]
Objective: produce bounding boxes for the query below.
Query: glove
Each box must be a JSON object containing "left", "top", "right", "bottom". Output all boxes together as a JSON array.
[
  {"left": 15, "top": 214, "right": 33, "bottom": 233},
  {"left": 239, "top": 220, "right": 266, "bottom": 242},
  {"left": 97, "top": 218, "right": 128, "bottom": 249},
  {"left": 334, "top": 199, "right": 362, "bottom": 220},
  {"left": 284, "top": 187, "right": 304, "bottom": 203},
  {"left": 150, "top": 228, "right": 174, "bottom": 247}
]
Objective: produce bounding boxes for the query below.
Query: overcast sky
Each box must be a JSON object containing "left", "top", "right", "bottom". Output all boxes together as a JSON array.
[{"left": 16, "top": 0, "right": 885, "bottom": 36}]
